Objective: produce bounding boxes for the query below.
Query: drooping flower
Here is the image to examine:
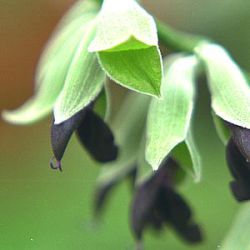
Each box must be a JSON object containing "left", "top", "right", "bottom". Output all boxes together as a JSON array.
[
  {"left": 2, "top": 0, "right": 119, "bottom": 170},
  {"left": 131, "top": 158, "right": 202, "bottom": 245},
  {"left": 50, "top": 103, "right": 118, "bottom": 171}
]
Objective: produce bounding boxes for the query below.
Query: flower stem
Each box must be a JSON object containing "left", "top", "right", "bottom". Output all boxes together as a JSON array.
[{"left": 156, "top": 19, "right": 210, "bottom": 53}]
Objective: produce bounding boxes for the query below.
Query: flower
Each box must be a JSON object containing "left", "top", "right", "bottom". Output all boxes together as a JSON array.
[
  {"left": 2, "top": 1, "right": 119, "bottom": 171},
  {"left": 226, "top": 124, "right": 250, "bottom": 201},
  {"left": 50, "top": 102, "right": 118, "bottom": 171},
  {"left": 131, "top": 158, "right": 202, "bottom": 245}
]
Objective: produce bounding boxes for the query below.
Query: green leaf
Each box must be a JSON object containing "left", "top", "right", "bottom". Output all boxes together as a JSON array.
[
  {"left": 53, "top": 20, "right": 105, "bottom": 124},
  {"left": 195, "top": 42, "right": 250, "bottom": 129},
  {"left": 222, "top": 203, "right": 250, "bottom": 250},
  {"left": 98, "top": 46, "right": 162, "bottom": 97},
  {"left": 2, "top": 2, "right": 98, "bottom": 125},
  {"left": 97, "top": 93, "right": 150, "bottom": 186},
  {"left": 89, "top": 0, "right": 163, "bottom": 97},
  {"left": 146, "top": 54, "right": 201, "bottom": 180},
  {"left": 212, "top": 111, "right": 231, "bottom": 145}
]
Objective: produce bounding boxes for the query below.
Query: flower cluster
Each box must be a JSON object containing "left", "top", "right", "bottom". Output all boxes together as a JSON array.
[
  {"left": 95, "top": 158, "right": 202, "bottom": 248},
  {"left": 3, "top": 0, "right": 250, "bottom": 248}
]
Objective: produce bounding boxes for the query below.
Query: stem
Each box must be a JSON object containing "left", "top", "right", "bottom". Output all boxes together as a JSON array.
[{"left": 156, "top": 19, "right": 210, "bottom": 53}]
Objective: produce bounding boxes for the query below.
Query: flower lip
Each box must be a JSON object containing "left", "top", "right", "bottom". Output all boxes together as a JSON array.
[
  {"left": 131, "top": 157, "right": 202, "bottom": 243},
  {"left": 76, "top": 109, "right": 118, "bottom": 163}
]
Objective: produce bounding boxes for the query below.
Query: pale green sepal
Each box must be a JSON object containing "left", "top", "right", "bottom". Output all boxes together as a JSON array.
[
  {"left": 36, "top": 0, "right": 98, "bottom": 88},
  {"left": 2, "top": 18, "right": 95, "bottom": 125},
  {"left": 2, "top": 1, "right": 98, "bottom": 125},
  {"left": 57, "top": 0, "right": 99, "bottom": 28},
  {"left": 53, "top": 21, "right": 105, "bottom": 124},
  {"left": 89, "top": 0, "right": 158, "bottom": 52},
  {"left": 89, "top": 0, "right": 162, "bottom": 97},
  {"left": 97, "top": 93, "right": 150, "bottom": 186},
  {"left": 146, "top": 55, "right": 199, "bottom": 170},
  {"left": 2, "top": 24, "right": 86, "bottom": 124},
  {"left": 212, "top": 111, "right": 231, "bottom": 145},
  {"left": 222, "top": 203, "right": 250, "bottom": 250},
  {"left": 195, "top": 42, "right": 250, "bottom": 129}
]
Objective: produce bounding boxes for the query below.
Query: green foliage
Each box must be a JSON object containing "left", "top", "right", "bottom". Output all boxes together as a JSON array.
[
  {"left": 89, "top": 0, "right": 163, "bottom": 97},
  {"left": 146, "top": 55, "right": 201, "bottom": 180},
  {"left": 2, "top": 0, "right": 100, "bottom": 124}
]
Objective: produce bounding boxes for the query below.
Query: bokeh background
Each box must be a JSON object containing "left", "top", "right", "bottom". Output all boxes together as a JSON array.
[{"left": 1, "top": 0, "right": 250, "bottom": 249}]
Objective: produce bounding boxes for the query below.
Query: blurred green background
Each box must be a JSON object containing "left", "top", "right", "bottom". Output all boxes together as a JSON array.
[{"left": 1, "top": 0, "right": 250, "bottom": 249}]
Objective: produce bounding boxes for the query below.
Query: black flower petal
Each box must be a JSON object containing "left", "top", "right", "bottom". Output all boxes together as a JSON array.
[
  {"left": 76, "top": 110, "right": 118, "bottom": 163},
  {"left": 229, "top": 124, "right": 250, "bottom": 161},
  {"left": 131, "top": 173, "right": 160, "bottom": 240},
  {"left": 51, "top": 109, "right": 86, "bottom": 163},
  {"left": 226, "top": 138, "right": 250, "bottom": 201},
  {"left": 131, "top": 157, "right": 202, "bottom": 243},
  {"left": 131, "top": 158, "right": 181, "bottom": 240},
  {"left": 94, "top": 181, "right": 117, "bottom": 216},
  {"left": 157, "top": 186, "right": 202, "bottom": 243}
]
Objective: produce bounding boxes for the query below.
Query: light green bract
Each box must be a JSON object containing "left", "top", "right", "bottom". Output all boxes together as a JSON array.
[
  {"left": 2, "top": 0, "right": 105, "bottom": 125},
  {"left": 195, "top": 42, "right": 250, "bottom": 129},
  {"left": 146, "top": 55, "right": 201, "bottom": 181},
  {"left": 53, "top": 20, "right": 104, "bottom": 124},
  {"left": 89, "top": 0, "right": 163, "bottom": 97}
]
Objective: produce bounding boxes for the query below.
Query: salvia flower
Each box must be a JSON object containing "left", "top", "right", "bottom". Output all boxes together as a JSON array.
[
  {"left": 131, "top": 158, "right": 202, "bottom": 245},
  {"left": 195, "top": 43, "right": 250, "bottom": 201},
  {"left": 50, "top": 102, "right": 118, "bottom": 171},
  {"left": 2, "top": 0, "right": 119, "bottom": 169}
]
